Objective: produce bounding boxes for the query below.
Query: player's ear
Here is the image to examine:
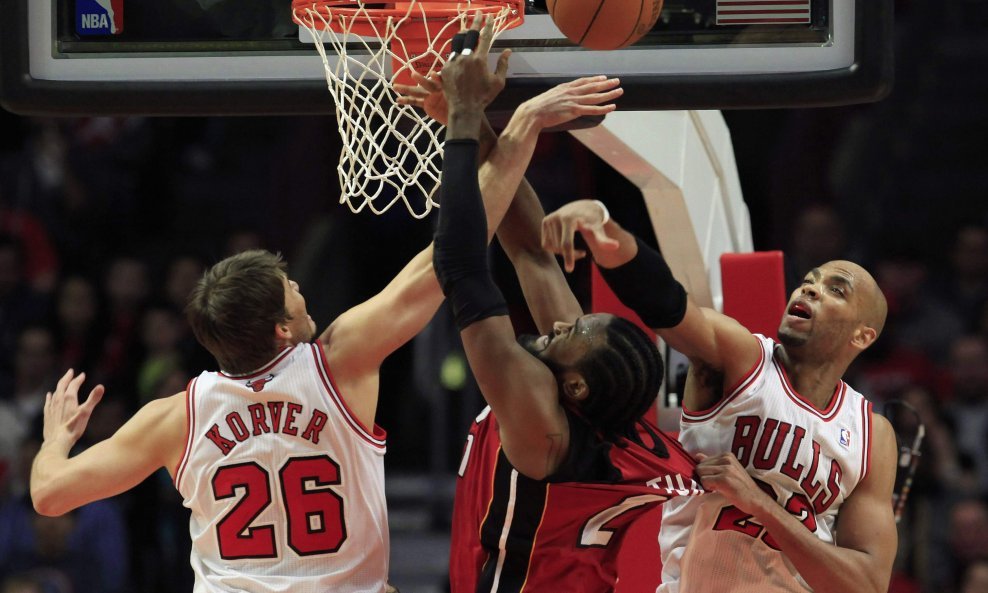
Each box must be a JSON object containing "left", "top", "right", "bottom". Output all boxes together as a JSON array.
[
  {"left": 560, "top": 370, "right": 589, "bottom": 401},
  {"left": 851, "top": 324, "right": 877, "bottom": 351},
  {"left": 274, "top": 322, "right": 292, "bottom": 344}
]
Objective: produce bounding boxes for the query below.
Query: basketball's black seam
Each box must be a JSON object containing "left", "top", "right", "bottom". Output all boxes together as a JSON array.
[
  {"left": 617, "top": 1, "right": 647, "bottom": 49},
  {"left": 578, "top": 0, "right": 609, "bottom": 46}
]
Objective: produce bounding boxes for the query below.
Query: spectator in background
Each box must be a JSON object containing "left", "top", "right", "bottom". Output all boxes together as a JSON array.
[
  {"left": 224, "top": 227, "right": 265, "bottom": 257},
  {"left": 0, "top": 237, "right": 50, "bottom": 387},
  {"left": 0, "top": 496, "right": 129, "bottom": 593},
  {"left": 52, "top": 275, "right": 104, "bottom": 374},
  {"left": 0, "top": 195, "right": 60, "bottom": 295},
  {"left": 943, "top": 335, "right": 988, "bottom": 494},
  {"left": 875, "top": 248, "right": 964, "bottom": 364},
  {"left": 959, "top": 559, "right": 988, "bottom": 593},
  {"left": 97, "top": 255, "right": 150, "bottom": 395},
  {"left": 0, "top": 326, "right": 56, "bottom": 498},
  {"left": 161, "top": 254, "right": 213, "bottom": 373},
  {"left": 1, "top": 426, "right": 131, "bottom": 593},
  {"left": 784, "top": 203, "right": 850, "bottom": 292},
  {"left": 0, "top": 326, "right": 56, "bottom": 450},
  {"left": 948, "top": 498, "right": 988, "bottom": 590},
  {"left": 135, "top": 304, "right": 185, "bottom": 404},
  {"left": 163, "top": 255, "right": 204, "bottom": 312},
  {"left": 0, "top": 574, "right": 48, "bottom": 593},
  {"left": 942, "top": 225, "right": 988, "bottom": 332}
]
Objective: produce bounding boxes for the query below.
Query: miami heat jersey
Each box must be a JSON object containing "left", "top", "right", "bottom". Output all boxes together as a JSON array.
[
  {"left": 658, "top": 334, "right": 874, "bottom": 593},
  {"left": 174, "top": 341, "right": 389, "bottom": 593},
  {"left": 450, "top": 406, "right": 702, "bottom": 593}
]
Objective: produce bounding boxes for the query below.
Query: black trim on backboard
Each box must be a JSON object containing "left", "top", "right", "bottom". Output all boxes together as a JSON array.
[
  {"left": 491, "top": 0, "right": 894, "bottom": 113},
  {"left": 1, "top": 0, "right": 892, "bottom": 116}
]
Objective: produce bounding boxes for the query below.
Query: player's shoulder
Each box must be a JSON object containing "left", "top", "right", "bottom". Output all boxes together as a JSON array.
[
  {"left": 869, "top": 411, "right": 895, "bottom": 450},
  {"left": 137, "top": 390, "right": 189, "bottom": 426}
]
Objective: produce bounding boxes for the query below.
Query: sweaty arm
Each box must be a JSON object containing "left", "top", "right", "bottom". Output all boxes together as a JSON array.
[
  {"left": 496, "top": 177, "right": 583, "bottom": 333},
  {"left": 698, "top": 415, "right": 898, "bottom": 593},
  {"left": 542, "top": 199, "right": 760, "bottom": 410},
  {"left": 32, "top": 370, "right": 187, "bottom": 516},
  {"left": 433, "top": 75, "right": 570, "bottom": 480}
]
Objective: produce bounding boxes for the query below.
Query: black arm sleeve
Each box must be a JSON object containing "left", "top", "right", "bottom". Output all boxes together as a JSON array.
[
  {"left": 432, "top": 139, "right": 508, "bottom": 331},
  {"left": 596, "top": 236, "right": 688, "bottom": 329}
]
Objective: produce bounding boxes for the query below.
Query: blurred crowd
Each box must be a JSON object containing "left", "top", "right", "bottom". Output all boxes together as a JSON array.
[{"left": 0, "top": 2, "right": 986, "bottom": 591}]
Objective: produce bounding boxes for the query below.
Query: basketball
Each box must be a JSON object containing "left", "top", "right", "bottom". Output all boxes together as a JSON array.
[{"left": 547, "top": 0, "right": 664, "bottom": 51}]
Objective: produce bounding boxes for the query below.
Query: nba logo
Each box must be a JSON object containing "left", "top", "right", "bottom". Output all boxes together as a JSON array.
[
  {"left": 76, "top": 0, "right": 123, "bottom": 35},
  {"left": 839, "top": 428, "right": 851, "bottom": 448}
]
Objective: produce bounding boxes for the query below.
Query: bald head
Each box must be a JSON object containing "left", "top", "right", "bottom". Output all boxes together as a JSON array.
[{"left": 823, "top": 260, "right": 887, "bottom": 339}]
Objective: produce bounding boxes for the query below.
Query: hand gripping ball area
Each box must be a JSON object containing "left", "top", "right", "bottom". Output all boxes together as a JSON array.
[{"left": 547, "top": 0, "right": 664, "bottom": 51}]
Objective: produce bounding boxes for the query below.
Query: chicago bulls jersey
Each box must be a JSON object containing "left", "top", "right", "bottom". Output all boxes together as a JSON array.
[
  {"left": 658, "top": 334, "right": 874, "bottom": 593},
  {"left": 451, "top": 406, "right": 702, "bottom": 593},
  {"left": 174, "top": 341, "right": 388, "bottom": 593}
]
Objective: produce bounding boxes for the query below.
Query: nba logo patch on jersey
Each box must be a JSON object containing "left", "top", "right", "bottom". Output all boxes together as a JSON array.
[
  {"left": 246, "top": 374, "right": 276, "bottom": 392},
  {"left": 839, "top": 428, "right": 851, "bottom": 448},
  {"left": 76, "top": 0, "right": 123, "bottom": 35}
]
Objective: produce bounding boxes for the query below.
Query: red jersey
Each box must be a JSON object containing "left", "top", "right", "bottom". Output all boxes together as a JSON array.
[{"left": 450, "top": 406, "right": 702, "bottom": 593}]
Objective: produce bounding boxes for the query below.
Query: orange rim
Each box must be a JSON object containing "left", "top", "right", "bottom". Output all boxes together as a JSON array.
[{"left": 293, "top": 1, "right": 524, "bottom": 36}]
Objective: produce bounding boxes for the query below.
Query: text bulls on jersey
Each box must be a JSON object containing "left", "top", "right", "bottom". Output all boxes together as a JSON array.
[{"left": 731, "top": 415, "right": 843, "bottom": 514}]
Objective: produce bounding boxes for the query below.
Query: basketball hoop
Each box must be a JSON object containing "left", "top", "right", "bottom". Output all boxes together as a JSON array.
[{"left": 292, "top": 1, "right": 524, "bottom": 218}]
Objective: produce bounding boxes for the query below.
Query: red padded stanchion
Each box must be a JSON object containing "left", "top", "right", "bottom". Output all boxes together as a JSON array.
[{"left": 720, "top": 251, "right": 787, "bottom": 339}]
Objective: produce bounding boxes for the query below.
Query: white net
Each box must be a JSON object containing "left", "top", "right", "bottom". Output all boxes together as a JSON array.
[{"left": 293, "top": 1, "right": 522, "bottom": 218}]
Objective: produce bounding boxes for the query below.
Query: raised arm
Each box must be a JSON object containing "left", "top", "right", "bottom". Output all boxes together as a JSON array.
[
  {"left": 432, "top": 21, "right": 573, "bottom": 480},
  {"left": 495, "top": 177, "right": 583, "bottom": 333},
  {"left": 541, "top": 199, "right": 761, "bottom": 409},
  {"left": 32, "top": 370, "right": 186, "bottom": 516}
]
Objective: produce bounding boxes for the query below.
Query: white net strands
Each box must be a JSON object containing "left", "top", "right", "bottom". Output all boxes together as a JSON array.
[{"left": 293, "top": 1, "right": 522, "bottom": 219}]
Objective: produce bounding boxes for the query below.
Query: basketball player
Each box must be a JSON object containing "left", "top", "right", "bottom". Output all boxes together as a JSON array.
[
  {"left": 429, "top": 26, "right": 702, "bottom": 592},
  {"left": 27, "top": 19, "right": 625, "bottom": 593},
  {"left": 541, "top": 199, "right": 899, "bottom": 593}
]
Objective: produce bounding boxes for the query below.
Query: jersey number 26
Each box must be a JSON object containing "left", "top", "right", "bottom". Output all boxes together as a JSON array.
[{"left": 212, "top": 455, "right": 346, "bottom": 559}]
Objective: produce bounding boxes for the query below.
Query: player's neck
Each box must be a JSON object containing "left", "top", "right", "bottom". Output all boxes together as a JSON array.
[{"left": 776, "top": 346, "right": 848, "bottom": 408}]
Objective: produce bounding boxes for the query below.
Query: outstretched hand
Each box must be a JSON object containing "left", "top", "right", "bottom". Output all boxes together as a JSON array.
[
  {"left": 394, "top": 72, "right": 449, "bottom": 125},
  {"left": 541, "top": 199, "right": 620, "bottom": 272},
  {"left": 440, "top": 13, "right": 511, "bottom": 116},
  {"left": 517, "top": 75, "right": 624, "bottom": 133},
  {"left": 42, "top": 369, "right": 104, "bottom": 452}
]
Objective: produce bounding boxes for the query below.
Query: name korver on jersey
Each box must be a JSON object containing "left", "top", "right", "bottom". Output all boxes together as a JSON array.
[
  {"left": 204, "top": 401, "right": 330, "bottom": 455},
  {"left": 731, "top": 414, "right": 844, "bottom": 514}
]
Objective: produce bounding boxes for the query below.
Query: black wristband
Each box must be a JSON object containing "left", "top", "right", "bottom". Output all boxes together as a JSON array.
[
  {"left": 433, "top": 139, "right": 508, "bottom": 330},
  {"left": 597, "top": 236, "right": 687, "bottom": 328}
]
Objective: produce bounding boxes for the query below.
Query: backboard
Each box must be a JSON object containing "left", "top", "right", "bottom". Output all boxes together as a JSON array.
[{"left": 0, "top": 0, "right": 892, "bottom": 116}]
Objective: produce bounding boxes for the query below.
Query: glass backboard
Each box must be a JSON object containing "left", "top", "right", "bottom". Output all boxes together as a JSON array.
[{"left": 0, "top": 0, "right": 892, "bottom": 115}]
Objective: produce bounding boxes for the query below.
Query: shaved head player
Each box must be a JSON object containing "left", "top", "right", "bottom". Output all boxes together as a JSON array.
[{"left": 542, "top": 201, "right": 898, "bottom": 593}]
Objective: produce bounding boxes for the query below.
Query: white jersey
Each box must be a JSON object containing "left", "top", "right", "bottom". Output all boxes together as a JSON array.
[
  {"left": 658, "top": 334, "right": 874, "bottom": 593},
  {"left": 174, "top": 341, "right": 389, "bottom": 593}
]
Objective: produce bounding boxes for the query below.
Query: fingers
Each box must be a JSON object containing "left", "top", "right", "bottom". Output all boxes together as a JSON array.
[
  {"left": 476, "top": 15, "right": 495, "bottom": 57},
  {"left": 560, "top": 218, "right": 579, "bottom": 273},
  {"left": 81, "top": 385, "right": 105, "bottom": 413},
  {"left": 461, "top": 29, "right": 480, "bottom": 56},
  {"left": 494, "top": 49, "right": 512, "bottom": 80},
  {"left": 394, "top": 73, "right": 443, "bottom": 109},
  {"left": 449, "top": 11, "right": 493, "bottom": 60},
  {"left": 55, "top": 368, "right": 74, "bottom": 394},
  {"left": 451, "top": 30, "right": 466, "bottom": 57},
  {"left": 577, "top": 221, "right": 620, "bottom": 250}
]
